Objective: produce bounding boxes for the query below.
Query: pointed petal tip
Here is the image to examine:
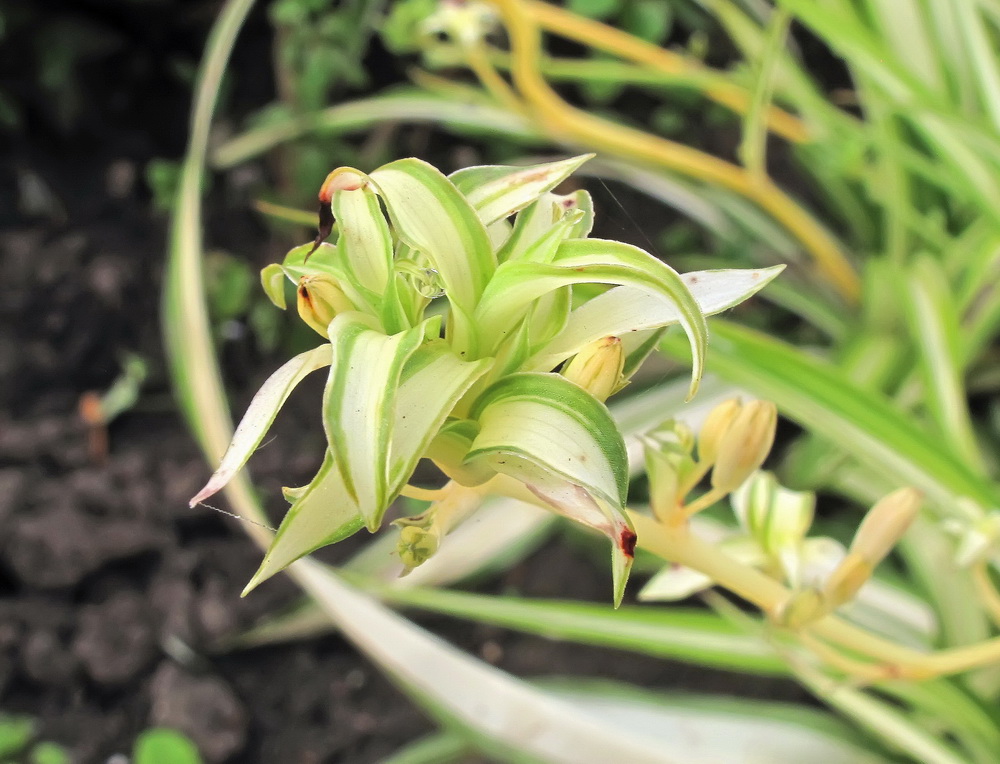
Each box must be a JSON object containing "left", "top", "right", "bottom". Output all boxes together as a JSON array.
[
  {"left": 241, "top": 565, "right": 271, "bottom": 597},
  {"left": 188, "top": 480, "right": 220, "bottom": 508}
]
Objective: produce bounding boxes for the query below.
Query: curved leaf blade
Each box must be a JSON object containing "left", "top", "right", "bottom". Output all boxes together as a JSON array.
[
  {"left": 532, "top": 266, "right": 784, "bottom": 370},
  {"left": 189, "top": 343, "right": 332, "bottom": 507},
  {"left": 449, "top": 154, "right": 593, "bottom": 226},
  {"left": 244, "top": 452, "right": 364, "bottom": 593}
]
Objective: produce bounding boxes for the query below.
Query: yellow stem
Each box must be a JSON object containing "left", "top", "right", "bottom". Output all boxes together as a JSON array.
[
  {"left": 520, "top": 0, "right": 808, "bottom": 144},
  {"left": 488, "top": 0, "right": 860, "bottom": 302},
  {"left": 465, "top": 41, "right": 525, "bottom": 114},
  {"left": 630, "top": 511, "right": 1000, "bottom": 679},
  {"left": 401, "top": 484, "right": 451, "bottom": 501},
  {"left": 680, "top": 485, "right": 730, "bottom": 518}
]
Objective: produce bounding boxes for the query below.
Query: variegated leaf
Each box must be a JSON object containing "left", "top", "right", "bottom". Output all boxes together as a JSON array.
[
  {"left": 189, "top": 343, "right": 332, "bottom": 507},
  {"left": 449, "top": 154, "right": 593, "bottom": 226}
]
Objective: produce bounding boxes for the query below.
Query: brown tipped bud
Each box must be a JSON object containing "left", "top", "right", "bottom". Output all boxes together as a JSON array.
[
  {"left": 851, "top": 487, "right": 922, "bottom": 567},
  {"left": 561, "top": 336, "right": 625, "bottom": 402},
  {"left": 698, "top": 399, "right": 742, "bottom": 464},
  {"left": 297, "top": 274, "right": 352, "bottom": 336},
  {"left": 710, "top": 401, "right": 777, "bottom": 493}
]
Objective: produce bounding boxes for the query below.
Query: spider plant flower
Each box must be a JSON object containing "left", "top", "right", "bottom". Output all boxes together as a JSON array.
[{"left": 188, "top": 154, "right": 783, "bottom": 606}]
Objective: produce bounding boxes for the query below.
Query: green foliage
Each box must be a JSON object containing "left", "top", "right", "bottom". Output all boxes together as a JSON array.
[{"left": 133, "top": 729, "right": 203, "bottom": 764}]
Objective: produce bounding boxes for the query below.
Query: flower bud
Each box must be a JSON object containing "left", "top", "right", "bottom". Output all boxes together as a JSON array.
[
  {"left": 698, "top": 399, "right": 742, "bottom": 464},
  {"left": 396, "top": 524, "right": 440, "bottom": 572},
  {"left": 822, "top": 552, "right": 872, "bottom": 608},
  {"left": 851, "top": 487, "right": 922, "bottom": 567},
  {"left": 297, "top": 274, "right": 352, "bottom": 336},
  {"left": 710, "top": 401, "right": 777, "bottom": 493},
  {"left": 822, "top": 487, "right": 921, "bottom": 607},
  {"left": 777, "top": 587, "right": 826, "bottom": 629},
  {"left": 561, "top": 336, "right": 625, "bottom": 403},
  {"left": 642, "top": 420, "right": 697, "bottom": 522}
]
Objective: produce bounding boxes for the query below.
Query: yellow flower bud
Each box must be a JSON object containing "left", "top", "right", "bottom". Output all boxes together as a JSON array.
[
  {"left": 850, "top": 487, "right": 922, "bottom": 567},
  {"left": 561, "top": 336, "right": 625, "bottom": 402},
  {"left": 777, "top": 587, "right": 826, "bottom": 629},
  {"left": 698, "top": 399, "right": 743, "bottom": 465},
  {"left": 822, "top": 552, "right": 873, "bottom": 608},
  {"left": 296, "top": 274, "right": 352, "bottom": 336},
  {"left": 710, "top": 401, "right": 777, "bottom": 493},
  {"left": 822, "top": 488, "right": 921, "bottom": 608}
]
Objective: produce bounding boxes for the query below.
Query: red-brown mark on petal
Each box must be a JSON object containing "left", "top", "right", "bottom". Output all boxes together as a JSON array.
[
  {"left": 305, "top": 201, "right": 334, "bottom": 261},
  {"left": 620, "top": 528, "right": 637, "bottom": 558}
]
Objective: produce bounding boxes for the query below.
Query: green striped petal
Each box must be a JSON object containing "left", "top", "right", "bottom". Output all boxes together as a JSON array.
[
  {"left": 189, "top": 343, "right": 332, "bottom": 507},
  {"left": 370, "top": 158, "right": 495, "bottom": 314},
  {"left": 323, "top": 313, "right": 436, "bottom": 530},
  {"left": 243, "top": 451, "right": 364, "bottom": 593},
  {"left": 449, "top": 154, "right": 593, "bottom": 226}
]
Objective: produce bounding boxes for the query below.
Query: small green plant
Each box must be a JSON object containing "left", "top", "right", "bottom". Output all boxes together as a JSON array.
[
  {"left": 190, "top": 154, "right": 779, "bottom": 605},
  {"left": 0, "top": 715, "right": 69, "bottom": 764}
]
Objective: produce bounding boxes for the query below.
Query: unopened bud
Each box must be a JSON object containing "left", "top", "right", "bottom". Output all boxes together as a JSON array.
[
  {"left": 851, "top": 487, "right": 922, "bottom": 566},
  {"left": 561, "top": 336, "right": 625, "bottom": 402},
  {"left": 822, "top": 552, "right": 872, "bottom": 608},
  {"left": 698, "top": 399, "right": 742, "bottom": 464},
  {"left": 710, "top": 401, "right": 777, "bottom": 493},
  {"left": 777, "top": 587, "right": 826, "bottom": 629},
  {"left": 297, "top": 274, "right": 352, "bottom": 336},
  {"left": 397, "top": 524, "right": 440, "bottom": 571},
  {"left": 822, "top": 487, "right": 921, "bottom": 608},
  {"left": 643, "top": 420, "right": 697, "bottom": 522}
]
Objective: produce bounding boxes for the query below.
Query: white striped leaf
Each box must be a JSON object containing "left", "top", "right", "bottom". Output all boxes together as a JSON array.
[
  {"left": 323, "top": 313, "right": 436, "bottom": 530},
  {"left": 243, "top": 451, "right": 364, "bottom": 593},
  {"left": 388, "top": 341, "right": 494, "bottom": 492},
  {"left": 189, "top": 343, "right": 332, "bottom": 507},
  {"left": 449, "top": 154, "right": 593, "bottom": 226},
  {"left": 464, "top": 372, "right": 634, "bottom": 605},
  {"left": 332, "top": 183, "right": 392, "bottom": 298},
  {"left": 531, "top": 265, "right": 785, "bottom": 371},
  {"left": 370, "top": 159, "right": 496, "bottom": 316}
]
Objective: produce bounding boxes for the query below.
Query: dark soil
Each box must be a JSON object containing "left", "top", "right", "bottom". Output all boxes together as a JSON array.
[{"left": 0, "top": 3, "right": 810, "bottom": 762}]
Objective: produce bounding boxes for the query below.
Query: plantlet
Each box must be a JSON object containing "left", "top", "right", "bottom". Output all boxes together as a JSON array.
[{"left": 190, "top": 154, "right": 781, "bottom": 605}]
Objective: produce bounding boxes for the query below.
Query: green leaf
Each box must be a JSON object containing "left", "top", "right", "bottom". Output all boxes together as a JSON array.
[
  {"left": 449, "top": 154, "right": 593, "bottom": 226},
  {"left": 29, "top": 741, "right": 71, "bottom": 764},
  {"left": 531, "top": 265, "right": 784, "bottom": 370},
  {"left": 260, "top": 263, "right": 288, "bottom": 309},
  {"left": 363, "top": 581, "right": 785, "bottom": 675},
  {"left": 382, "top": 731, "right": 471, "bottom": 764},
  {"left": 0, "top": 715, "right": 35, "bottom": 758},
  {"left": 370, "top": 158, "right": 496, "bottom": 317},
  {"left": 189, "top": 343, "right": 332, "bottom": 507},
  {"left": 660, "top": 321, "right": 999, "bottom": 514},
  {"left": 323, "top": 314, "right": 433, "bottom": 530},
  {"left": 244, "top": 451, "right": 364, "bottom": 594},
  {"left": 133, "top": 729, "right": 203, "bottom": 764},
  {"left": 901, "top": 255, "right": 982, "bottom": 470}
]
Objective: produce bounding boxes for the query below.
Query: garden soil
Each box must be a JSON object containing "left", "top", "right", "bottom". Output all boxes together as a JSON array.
[{"left": 0, "top": 2, "right": 809, "bottom": 761}]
